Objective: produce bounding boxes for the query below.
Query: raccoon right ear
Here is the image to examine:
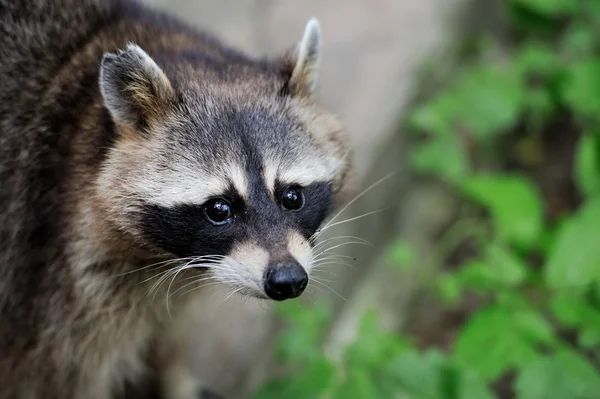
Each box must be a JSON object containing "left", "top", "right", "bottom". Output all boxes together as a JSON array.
[{"left": 99, "top": 44, "right": 174, "bottom": 130}]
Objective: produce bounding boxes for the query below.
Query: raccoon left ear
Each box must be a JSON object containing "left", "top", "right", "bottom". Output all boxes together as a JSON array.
[
  {"left": 99, "top": 43, "right": 174, "bottom": 130},
  {"left": 281, "top": 18, "right": 322, "bottom": 97}
]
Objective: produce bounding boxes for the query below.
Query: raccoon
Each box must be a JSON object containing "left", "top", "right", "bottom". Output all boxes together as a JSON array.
[{"left": 0, "top": 0, "right": 353, "bottom": 398}]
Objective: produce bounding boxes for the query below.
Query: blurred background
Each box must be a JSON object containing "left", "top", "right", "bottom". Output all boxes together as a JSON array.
[{"left": 143, "top": 0, "right": 600, "bottom": 398}]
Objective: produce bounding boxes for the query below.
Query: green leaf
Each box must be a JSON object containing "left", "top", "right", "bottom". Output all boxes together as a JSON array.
[
  {"left": 287, "top": 358, "right": 336, "bottom": 398},
  {"left": 254, "top": 358, "right": 337, "bottom": 399},
  {"left": 551, "top": 294, "right": 588, "bottom": 327},
  {"left": 545, "top": 198, "right": 600, "bottom": 289},
  {"left": 514, "top": 42, "right": 561, "bottom": 77},
  {"left": 410, "top": 136, "right": 469, "bottom": 182},
  {"left": 560, "top": 59, "right": 600, "bottom": 118},
  {"left": 252, "top": 379, "right": 293, "bottom": 399},
  {"left": 575, "top": 132, "right": 600, "bottom": 197},
  {"left": 513, "top": 309, "right": 556, "bottom": 346},
  {"left": 484, "top": 242, "right": 529, "bottom": 285},
  {"left": 383, "top": 350, "right": 497, "bottom": 399},
  {"left": 385, "top": 349, "right": 446, "bottom": 398},
  {"left": 460, "top": 174, "right": 543, "bottom": 250},
  {"left": 457, "top": 244, "right": 527, "bottom": 295},
  {"left": 453, "top": 304, "right": 546, "bottom": 381},
  {"left": 551, "top": 294, "right": 600, "bottom": 346},
  {"left": 344, "top": 311, "right": 410, "bottom": 370},
  {"left": 579, "top": 327, "right": 600, "bottom": 349},
  {"left": 454, "top": 368, "right": 498, "bottom": 399},
  {"left": 275, "top": 302, "right": 331, "bottom": 363},
  {"left": 560, "top": 23, "right": 596, "bottom": 57},
  {"left": 512, "top": 0, "right": 578, "bottom": 17},
  {"left": 409, "top": 93, "right": 456, "bottom": 137},
  {"left": 457, "top": 259, "right": 498, "bottom": 293},
  {"left": 452, "top": 66, "right": 524, "bottom": 138},
  {"left": 516, "top": 350, "right": 600, "bottom": 399},
  {"left": 332, "top": 370, "right": 380, "bottom": 399}
]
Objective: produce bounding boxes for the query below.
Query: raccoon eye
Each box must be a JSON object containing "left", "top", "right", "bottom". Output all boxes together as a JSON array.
[
  {"left": 281, "top": 187, "right": 304, "bottom": 210},
  {"left": 203, "top": 198, "right": 232, "bottom": 225}
]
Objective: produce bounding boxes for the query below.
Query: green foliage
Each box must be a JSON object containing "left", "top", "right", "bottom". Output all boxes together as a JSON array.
[
  {"left": 515, "top": 351, "right": 600, "bottom": 399},
  {"left": 453, "top": 304, "right": 555, "bottom": 381},
  {"left": 575, "top": 131, "right": 600, "bottom": 196},
  {"left": 254, "top": 0, "right": 600, "bottom": 397},
  {"left": 459, "top": 175, "right": 543, "bottom": 250},
  {"left": 253, "top": 308, "right": 495, "bottom": 399},
  {"left": 545, "top": 198, "right": 600, "bottom": 289}
]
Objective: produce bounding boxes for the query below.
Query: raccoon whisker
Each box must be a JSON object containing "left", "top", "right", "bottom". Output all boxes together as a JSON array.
[
  {"left": 310, "top": 267, "right": 338, "bottom": 278},
  {"left": 301, "top": 286, "right": 318, "bottom": 303},
  {"left": 311, "top": 235, "right": 371, "bottom": 251},
  {"left": 217, "top": 287, "right": 245, "bottom": 309},
  {"left": 169, "top": 272, "right": 239, "bottom": 299},
  {"left": 308, "top": 277, "right": 346, "bottom": 302},
  {"left": 112, "top": 257, "right": 196, "bottom": 277},
  {"left": 146, "top": 264, "right": 188, "bottom": 299},
  {"left": 240, "top": 294, "right": 253, "bottom": 308},
  {"left": 312, "top": 240, "right": 370, "bottom": 258},
  {"left": 311, "top": 253, "right": 356, "bottom": 263},
  {"left": 253, "top": 297, "right": 271, "bottom": 312},
  {"left": 307, "top": 283, "right": 327, "bottom": 297},
  {"left": 135, "top": 255, "right": 225, "bottom": 281},
  {"left": 313, "top": 260, "right": 354, "bottom": 269},
  {"left": 140, "top": 257, "right": 224, "bottom": 284},
  {"left": 162, "top": 259, "right": 230, "bottom": 313},
  {"left": 164, "top": 261, "right": 202, "bottom": 318},
  {"left": 147, "top": 258, "right": 211, "bottom": 301},
  {"left": 311, "top": 172, "right": 397, "bottom": 242},
  {"left": 313, "top": 263, "right": 354, "bottom": 272},
  {"left": 321, "top": 237, "right": 372, "bottom": 249},
  {"left": 143, "top": 262, "right": 220, "bottom": 300},
  {"left": 312, "top": 252, "right": 356, "bottom": 259},
  {"left": 176, "top": 280, "right": 225, "bottom": 299},
  {"left": 316, "top": 206, "right": 392, "bottom": 235},
  {"left": 307, "top": 273, "right": 335, "bottom": 284},
  {"left": 312, "top": 261, "right": 355, "bottom": 271}
]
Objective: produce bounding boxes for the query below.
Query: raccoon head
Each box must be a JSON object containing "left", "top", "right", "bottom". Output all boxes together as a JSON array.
[{"left": 97, "top": 19, "right": 353, "bottom": 301}]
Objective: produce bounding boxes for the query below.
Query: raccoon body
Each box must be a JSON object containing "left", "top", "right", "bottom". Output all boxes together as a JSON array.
[{"left": 0, "top": 0, "right": 353, "bottom": 398}]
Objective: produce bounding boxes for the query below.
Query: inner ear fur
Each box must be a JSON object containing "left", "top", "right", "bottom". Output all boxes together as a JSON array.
[
  {"left": 99, "top": 43, "right": 174, "bottom": 130},
  {"left": 280, "top": 18, "right": 322, "bottom": 97}
]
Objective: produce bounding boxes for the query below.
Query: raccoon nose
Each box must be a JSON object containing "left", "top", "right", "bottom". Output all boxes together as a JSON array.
[{"left": 264, "top": 261, "right": 308, "bottom": 301}]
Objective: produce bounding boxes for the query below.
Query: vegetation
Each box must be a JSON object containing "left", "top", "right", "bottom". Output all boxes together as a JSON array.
[{"left": 253, "top": 0, "right": 600, "bottom": 397}]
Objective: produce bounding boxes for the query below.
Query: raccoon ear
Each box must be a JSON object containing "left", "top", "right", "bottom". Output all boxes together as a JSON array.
[
  {"left": 282, "top": 18, "right": 321, "bottom": 97},
  {"left": 99, "top": 43, "right": 174, "bottom": 129}
]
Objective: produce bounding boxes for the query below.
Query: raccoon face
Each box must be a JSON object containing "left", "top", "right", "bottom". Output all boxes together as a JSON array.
[{"left": 97, "top": 19, "right": 353, "bottom": 301}]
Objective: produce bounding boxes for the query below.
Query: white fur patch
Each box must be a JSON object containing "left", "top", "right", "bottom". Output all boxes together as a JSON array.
[
  {"left": 124, "top": 159, "right": 248, "bottom": 207},
  {"left": 263, "top": 155, "right": 339, "bottom": 195},
  {"left": 287, "top": 230, "right": 313, "bottom": 273},
  {"left": 225, "top": 162, "right": 249, "bottom": 200},
  {"left": 217, "top": 242, "right": 270, "bottom": 298},
  {"left": 278, "top": 161, "right": 334, "bottom": 187},
  {"left": 132, "top": 173, "right": 228, "bottom": 207}
]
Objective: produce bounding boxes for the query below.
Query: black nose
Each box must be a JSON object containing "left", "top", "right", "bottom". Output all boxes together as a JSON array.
[{"left": 264, "top": 261, "right": 308, "bottom": 301}]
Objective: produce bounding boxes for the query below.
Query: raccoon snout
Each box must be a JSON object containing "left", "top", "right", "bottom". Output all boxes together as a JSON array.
[{"left": 263, "top": 261, "right": 308, "bottom": 301}]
